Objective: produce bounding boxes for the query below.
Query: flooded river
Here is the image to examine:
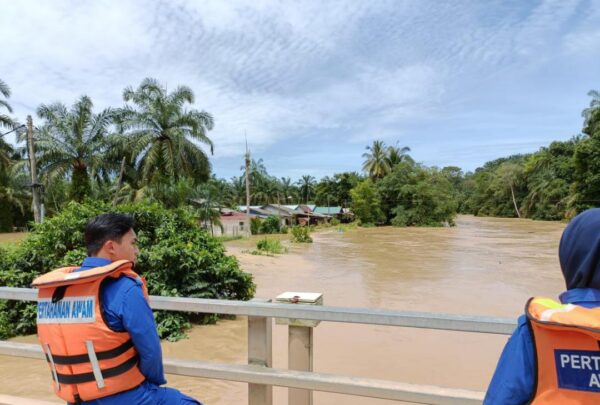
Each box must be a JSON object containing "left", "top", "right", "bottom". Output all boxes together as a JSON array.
[{"left": 0, "top": 215, "right": 566, "bottom": 404}]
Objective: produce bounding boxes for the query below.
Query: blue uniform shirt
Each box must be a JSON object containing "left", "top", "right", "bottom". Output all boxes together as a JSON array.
[
  {"left": 484, "top": 288, "right": 600, "bottom": 404},
  {"left": 72, "top": 257, "right": 171, "bottom": 404}
]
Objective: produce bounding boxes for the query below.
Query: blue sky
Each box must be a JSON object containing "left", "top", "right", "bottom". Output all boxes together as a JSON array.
[{"left": 1, "top": 0, "right": 599, "bottom": 181}]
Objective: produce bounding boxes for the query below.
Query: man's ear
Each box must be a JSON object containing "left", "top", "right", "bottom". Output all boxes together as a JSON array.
[{"left": 103, "top": 240, "right": 115, "bottom": 255}]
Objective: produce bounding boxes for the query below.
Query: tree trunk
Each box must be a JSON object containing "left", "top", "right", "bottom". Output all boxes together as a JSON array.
[
  {"left": 112, "top": 157, "right": 126, "bottom": 207},
  {"left": 510, "top": 184, "right": 521, "bottom": 218},
  {"left": 70, "top": 166, "right": 91, "bottom": 202}
]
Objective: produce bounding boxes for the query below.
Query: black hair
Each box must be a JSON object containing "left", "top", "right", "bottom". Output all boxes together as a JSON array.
[{"left": 84, "top": 213, "right": 135, "bottom": 256}]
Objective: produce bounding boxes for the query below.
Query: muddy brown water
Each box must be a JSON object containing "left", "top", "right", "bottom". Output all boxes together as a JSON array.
[{"left": 0, "top": 216, "right": 566, "bottom": 404}]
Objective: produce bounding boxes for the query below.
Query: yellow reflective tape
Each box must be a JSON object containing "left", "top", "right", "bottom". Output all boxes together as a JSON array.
[{"left": 532, "top": 298, "right": 565, "bottom": 310}]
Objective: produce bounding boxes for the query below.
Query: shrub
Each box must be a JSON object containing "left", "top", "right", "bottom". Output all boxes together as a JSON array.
[
  {"left": 250, "top": 217, "right": 262, "bottom": 235},
  {"left": 291, "top": 225, "right": 313, "bottom": 243},
  {"left": 330, "top": 218, "right": 340, "bottom": 226},
  {"left": 256, "top": 238, "right": 287, "bottom": 254},
  {"left": 280, "top": 225, "right": 289, "bottom": 234},
  {"left": 259, "top": 215, "right": 280, "bottom": 234},
  {"left": 0, "top": 201, "right": 255, "bottom": 341}
]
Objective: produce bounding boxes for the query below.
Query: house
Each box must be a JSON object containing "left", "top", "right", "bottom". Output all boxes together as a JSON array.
[
  {"left": 238, "top": 205, "right": 272, "bottom": 219},
  {"left": 210, "top": 210, "right": 249, "bottom": 237},
  {"left": 263, "top": 204, "right": 332, "bottom": 225},
  {"left": 261, "top": 204, "right": 303, "bottom": 226}
]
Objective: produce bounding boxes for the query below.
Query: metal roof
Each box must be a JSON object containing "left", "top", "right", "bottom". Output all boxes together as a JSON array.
[{"left": 313, "top": 206, "right": 343, "bottom": 214}]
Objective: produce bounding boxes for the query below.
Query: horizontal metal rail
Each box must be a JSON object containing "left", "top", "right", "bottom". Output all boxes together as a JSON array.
[
  {"left": 0, "top": 341, "right": 484, "bottom": 405},
  {"left": 0, "top": 287, "right": 515, "bottom": 335}
]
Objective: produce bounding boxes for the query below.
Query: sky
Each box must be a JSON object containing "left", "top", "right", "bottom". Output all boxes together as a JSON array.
[{"left": 1, "top": 0, "right": 599, "bottom": 181}]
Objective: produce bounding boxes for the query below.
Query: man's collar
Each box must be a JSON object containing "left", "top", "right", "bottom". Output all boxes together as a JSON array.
[
  {"left": 79, "top": 257, "right": 112, "bottom": 270},
  {"left": 559, "top": 288, "right": 600, "bottom": 305}
]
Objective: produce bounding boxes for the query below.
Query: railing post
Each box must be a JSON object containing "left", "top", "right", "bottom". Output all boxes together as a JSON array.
[
  {"left": 289, "top": 325, "right": 314, "bottom": 405},
  {"left": 248, "top": 300, "right": 272, "bottom": 405},
  {"left": 275, "top": 292, "right": 323, "bottom": 405}
]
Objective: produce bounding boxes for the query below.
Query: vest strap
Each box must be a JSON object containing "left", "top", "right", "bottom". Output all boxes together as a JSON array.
[
  {"left": 85, "top": 340, "right": 105, "bottom": 389},
  {"left": 44, "top": 339, "right": 135, "bottom": 365},
  {"left": 55, "top": 355, "right": 139, "bottom": 385}
]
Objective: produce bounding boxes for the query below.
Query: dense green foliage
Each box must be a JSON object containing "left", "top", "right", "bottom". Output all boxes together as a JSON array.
[
  {"left": 350, "top": 179, "right": 384, "bottom": 225},
  {"left": 0, "top": 202, "right": 255, "bottom": 341},
  {"left": 378, "top": 162, "right": 457, "bottom": 226}
]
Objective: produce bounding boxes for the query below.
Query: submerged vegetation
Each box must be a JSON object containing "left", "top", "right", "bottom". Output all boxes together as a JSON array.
[
  {"left": 291, "top": 225, "right": 313, "bottom": 243},
  {"left": 253, "top": 238, "right": 287, "bottom": 255}
]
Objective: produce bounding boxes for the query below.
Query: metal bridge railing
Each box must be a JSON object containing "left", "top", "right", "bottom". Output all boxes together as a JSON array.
[{"left": 0, "top": 287, "right": 515, "bottom": 405}]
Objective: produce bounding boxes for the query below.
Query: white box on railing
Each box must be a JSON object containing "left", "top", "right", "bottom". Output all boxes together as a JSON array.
[{"left": 275, "top": 292, "right": 323, "bottom": 327}]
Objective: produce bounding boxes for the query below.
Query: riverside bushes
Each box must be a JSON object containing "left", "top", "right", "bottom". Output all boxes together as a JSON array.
[
  {"left": 291, "top": 225, "right": 312, "bottom": 243},
  {"left": 256, "top": 238, "right": 287, "bottom": 254},
  {"left": 0, "top": 201, "right": 255, "bottom": 341}
]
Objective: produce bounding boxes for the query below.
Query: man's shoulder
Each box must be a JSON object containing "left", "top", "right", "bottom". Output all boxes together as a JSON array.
[{"left": 102, "top": 274, "right": 143, "bottom": 296}]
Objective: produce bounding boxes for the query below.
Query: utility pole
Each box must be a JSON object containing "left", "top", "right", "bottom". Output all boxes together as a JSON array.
[
  {"left": 245, "top": 137, "right": 251, "bottom": 237},
  {"left": 26, "top": 115, "right": 42, "bottom": 223}
]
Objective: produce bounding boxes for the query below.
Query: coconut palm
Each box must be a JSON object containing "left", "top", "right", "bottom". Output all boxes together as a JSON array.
[
  {"left": 33, "top": 95, "right": 113, "bottom": 201},
  {"left": 117, "top": 78, "right": 214, "bottom": 185},
  {"left": 296, "top": 175, "right": 316, "bottom": 204},
  {"left": 362, "top": 140, "right": 390, "bottom": 179},
  {"left": 386, "top": 144, "right": 411, "bottom": 167}
]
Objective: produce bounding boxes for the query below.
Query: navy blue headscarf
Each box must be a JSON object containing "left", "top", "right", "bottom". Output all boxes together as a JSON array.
[{"left": 559, "top": 208, "right": 600, "bottom": 290}]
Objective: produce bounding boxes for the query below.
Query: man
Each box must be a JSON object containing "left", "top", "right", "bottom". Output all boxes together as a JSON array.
[
  {"left": 484, "top": 208, "right": 600, "bottom": 404},
  {"left": 33, "top": 213, "right": 201, "bottom": 404}
]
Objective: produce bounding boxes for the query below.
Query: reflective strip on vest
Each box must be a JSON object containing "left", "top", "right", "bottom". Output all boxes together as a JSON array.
[
  {"left": 526, "top": 296, "right": 600, "bottom": 403},
  {"left": 539, "top": 304, "right": 576, "bottom": 321}
]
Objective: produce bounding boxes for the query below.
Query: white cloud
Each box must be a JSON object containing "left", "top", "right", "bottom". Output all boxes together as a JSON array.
[{"left": 0, "top": 0, "right": 598, "bottom": 178}]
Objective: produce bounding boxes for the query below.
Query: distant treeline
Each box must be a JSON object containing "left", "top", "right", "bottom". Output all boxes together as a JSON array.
[
  {"left": 1, "top": 75, "right": 598, "bottom": 231},
  {"left": 459, "top": 90, "right": 599, "bottom": 221}
]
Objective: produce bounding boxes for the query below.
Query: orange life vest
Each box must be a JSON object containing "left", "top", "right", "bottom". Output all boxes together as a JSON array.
[
  {"left": 526, "top": 297, "right": 600, "bottom": 404},
  {"left": 32, "top": 260, "right": 148, "bottom": 403}
]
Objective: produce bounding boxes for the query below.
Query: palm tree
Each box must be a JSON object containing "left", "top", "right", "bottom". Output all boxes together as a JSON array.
[
  {"left": 280, "top": 177, "right": 297, "bottom": 202},
  {"left": 0, "top": 79, "right": 15, "bottom": 172},
  {"left": 582, "top": 89, "right": 600, "bottom": 127},
  {"left": 117, "top": 78, "right": 214, "bottom": 185},
  {"left": 296, "top": 175, "right": 316, "bottom": 204},
  {"left": 0, "top": 79, "right": 14, "bottom": 130},
  {"left": 230, "top": 176, "right": 246, "bottom": 205},
  {"left": 33, "top": 96, "right": 113, "bottom": 201},
  {"left": 386, "top": 144, "right": 411, "bottom": 167},
  {"left": 0, "top": 161, "right": 30, "bottom": 218},
  {"left": 362, "top": 140, "right": 390, "bottom": 179}
]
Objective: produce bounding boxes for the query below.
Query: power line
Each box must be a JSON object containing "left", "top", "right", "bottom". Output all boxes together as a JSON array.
[{"left": 0, "top": 124, "right": 26, "bottom": 138}]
